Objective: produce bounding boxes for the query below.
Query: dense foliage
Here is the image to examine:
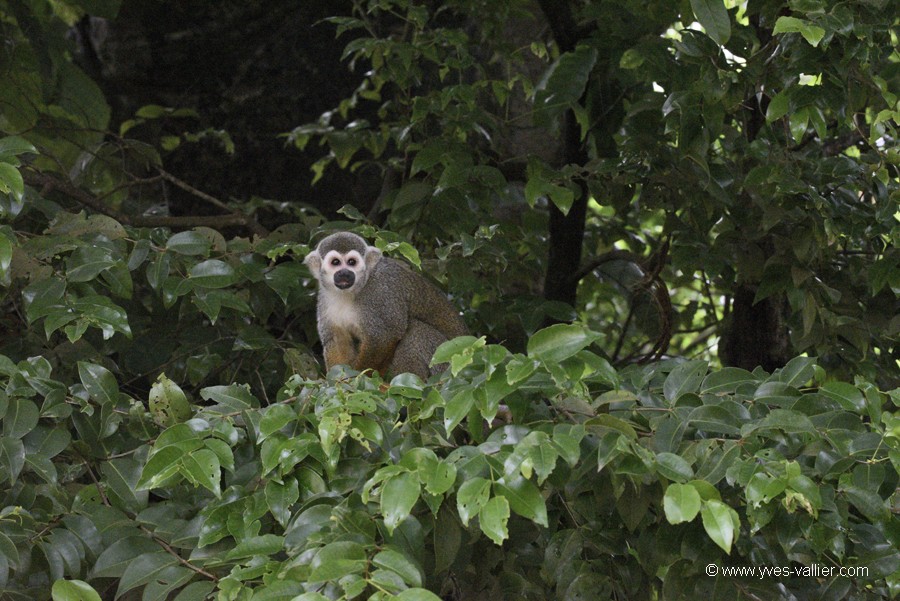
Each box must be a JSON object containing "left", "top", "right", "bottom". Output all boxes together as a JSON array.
[{"left": 0, "top": 0, "right": 897, "bottom": 600}]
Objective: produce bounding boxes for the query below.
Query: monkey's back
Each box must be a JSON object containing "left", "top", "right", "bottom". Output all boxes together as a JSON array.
[{"left": 363, "top": 257, "right": 467, "bottom": 340}]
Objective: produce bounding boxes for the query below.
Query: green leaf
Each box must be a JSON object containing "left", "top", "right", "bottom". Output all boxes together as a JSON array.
[
  {"left": 552, "top": 424, "right": 585, "bottom": 467},
  {"left": 372, "top": 548, "right": 423, "bottom": 587},
  {"left": 249, "top": 584, "right": 314, "bottom": 601},
  {"left": 457, "top": 477, "right": 491, "bottom": 527},
  {"left": 77, "top": 361, "right": 119, "bottom": 406},
  {"left": 746, "top": 409, "right": 815, "bottom": 437},
  {"left": 700, "top": 367, "right": 758, "bottom": 394},
  {"left": 0, "top": 233, "right": 12, "bottom": 286},
  {"left": 444, "top": 388, "right": 475, "bottom": 433},
  {"left": 116, "top": 553, "right": 179, "bottom": 598},
  {"left": 146, "top": 253, "right": 170, "bottom": 290},
  {"left": 656, "top": 452, "right": 695, "bottom": 483},
  {"left": 204, "top": 438, "right": 234, "bottom": 473},
  {"left": 700, "top": 500, "right": 739, "bottom": 554},
  {"left": 24, "top": 276, "right": 66, "bottom": 323},
  {"left": 265, "top": 477, "right": 299, "bottom": 528},
  {"left": 68, "top": 295, "right": 132, "bottom": 341},
  {"left": 392, "top": 181, "right": 433, "bottom": 211},
  {"left": 172, "top": 582, "right": 217, "bottom": 601},
  {"left": 690, "top": 0, "right": 731, "bottom": 45},
  {"left": 525, "top": 165, "right": 576, "bottom": 215},
  {"left": 433, "top": 508, "right": 461, "bottom": 574},
  {"left": 90, "top": 537, "right": 159, "bottom": 578},
  {"left": 410, "top": 142, "right": 447, "bottom": 176},
  {"left": 585, "top": 414, "right": 638, "bottom": 439},
  {"left": 66, "top": 246, "right": 115, "bottom": 282},
  {"left": 308, "top": 541, "right": 366, "bottom": 582},
  {"left": 779, "top": 357, "right": 817, "bottom": 386},
  {"left": 100, "top": 456, "right": 147, "bottom": 511},
  {"left": 381, "top": 472, "right": 420, "bottom": 534},
  {"left": 663, "top": 483, "right": 702, "bottom": 524},
  {"left": 534, "top": 45, "right": 598, "bottom": 125},
  {"left": 506, "top": 355, "right": 538, "bottom": 385},
  {"left": 479, "top": 496, "right": 510, "bottom": 545},
  {"left": 820, "top": 381, "right": 865, "bottom": 412},
  {"left": 24, "top": 425, "right": 70, "bottom": 460},
  {"left": 264, "top": 262, "right": 306, "bottom": 304},
  {"left": 1, "top": 437, "right": 26, "bottom": 483},
  {"left": 0, "top": 135, "right": 37, "bottom": 159},
  {"left": 619, "top": 48, "right": 644, "bottom": 69},
  {"left": 135, "top": 104, "right": 168, "bottom": 118},
  {"left": 101, "top": 262, "right": 133, "bottom": 299},
  {"left": 495, "top": 475, "right": 548, "bottom": 527},
  {"left": 527, "top": 324, "right": 601, "bottom": 364},
  {"left": 432, "top": 335, "right": 484, "bottom": 372},
  {"left": 51, "top": 579, "right": 102, "bottom": 601},
  {"left": 841, "top": 485, "right": 890, "bottom": 522},
  {"left": 789, "top": 106, "right": 809, "bottom": 143},
  {"left": 199, "top": 384, "right": 258, "bottom": 410},
  {"left": 773, "top": 16, "right": 826, "bottom": 47},
  {"left": 189, "top": 259, "right": 236, "bottom": 288},
  {"left": 3, "top": 399, "right": 39, "bottom": 439},
  {"left": 663, "top": 360, "right": 708, "bottom": 403},
  {"left": 0, "top": 163, "right": 24, "bottom": 202},
  {"left": 223, "top": 534, "right": 285, "bottom": 561},
  {"left": 393, "top": 590, "right": 443, "bottom": 601},
  {"left": 528, "top": 440, "right": 559, "bottom": 484},
  {"left": 259, "top": 403, "right": 296, "bottom": 442},
  {"left": 136, "top": 445, "right": 184, "bottom": 490},
  {"left": 420, "top": 457, "right": 457, "bottom": 496},
  {"left": 149, "top": 374, "right": 191, "bottom": 427},
  {"left": 166, "top": 230, "right": 211, "bottom": 256},
  {"left": 181, "top": 449, "right": 221, "bottom": 496},
  {"left": 765, "top": 89, "right": 791, "bottom": 122},
  {"left": 754, "top": 381, "right": 801, "bottom": 407}
]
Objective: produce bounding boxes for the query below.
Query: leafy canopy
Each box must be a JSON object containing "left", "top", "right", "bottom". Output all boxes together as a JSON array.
[{"left": 0, "top": 0, "right": 898, "bottom": 600}]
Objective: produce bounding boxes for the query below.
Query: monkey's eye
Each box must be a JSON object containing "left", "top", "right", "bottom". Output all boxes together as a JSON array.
[
  {"left": 330, "top": 258, "right": 341, "bottom": 266},
  {"left": 347, "top": 258, "right": 357, "bottom": 267}
]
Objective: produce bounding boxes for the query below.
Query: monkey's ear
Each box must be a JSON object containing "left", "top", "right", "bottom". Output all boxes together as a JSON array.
[
  {"left": 303, "top": 250, "right": 321, "bottom": 272},
  {"left": 364, "top": 245, "right": 383, "bottom": 269}
]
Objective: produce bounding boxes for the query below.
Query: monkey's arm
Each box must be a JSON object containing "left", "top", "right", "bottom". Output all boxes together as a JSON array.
[
  {"left": 323, "top": 333, "right": 357, "bottom": 370},
  {"left": 319, "top": 317, "right": 358, "bottom": 372}
]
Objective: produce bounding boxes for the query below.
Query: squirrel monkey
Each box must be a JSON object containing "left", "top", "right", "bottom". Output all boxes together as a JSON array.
[{"left": 304, "top": 232, "right": 468, "bottom": 379}]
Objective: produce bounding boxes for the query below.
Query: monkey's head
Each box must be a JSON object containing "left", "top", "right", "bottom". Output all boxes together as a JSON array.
[{"left": 304, "top": 232, "right": 383, "bottom": 294}]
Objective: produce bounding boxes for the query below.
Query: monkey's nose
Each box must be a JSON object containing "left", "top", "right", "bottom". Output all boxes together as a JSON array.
[{"left": 334, "top": 269, "right": 355, "bottom": 289}]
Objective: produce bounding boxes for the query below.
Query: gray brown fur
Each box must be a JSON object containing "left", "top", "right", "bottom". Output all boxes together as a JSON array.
[{"left": 304, "top": 232, "right": 467, "bottom": 379}]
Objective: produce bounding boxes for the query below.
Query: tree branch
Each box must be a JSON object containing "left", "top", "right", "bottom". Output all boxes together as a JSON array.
[{"left": 23, "top": 169, "right": 269, "bottom": 235}]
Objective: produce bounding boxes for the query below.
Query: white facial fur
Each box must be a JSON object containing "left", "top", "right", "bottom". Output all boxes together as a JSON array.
[{"left": 321, "top": 249, "right": 366, "bottom": 292}]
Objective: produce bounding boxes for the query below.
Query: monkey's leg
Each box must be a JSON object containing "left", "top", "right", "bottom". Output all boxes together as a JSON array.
[
  {"left": 352, "top": 334, "right": 399, "bottom": 375},
  {"left": 386, "top": 320, "right": 447, "bottom": 380}
]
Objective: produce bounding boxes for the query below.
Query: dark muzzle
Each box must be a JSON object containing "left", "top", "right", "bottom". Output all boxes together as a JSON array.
[{"left": 334, "top": 269, "right": 355, "bottom": 290}]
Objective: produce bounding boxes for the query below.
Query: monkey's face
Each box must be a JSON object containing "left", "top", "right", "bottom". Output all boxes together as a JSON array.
[
  {"left": 304, "top": 232, "right": 383, "bottom": 295},
  {"left": 320, "top": 249, "right": 369, "bottom": 292}
]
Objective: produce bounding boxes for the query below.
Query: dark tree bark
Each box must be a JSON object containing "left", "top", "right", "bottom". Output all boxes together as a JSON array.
[
  {"left": 717, "top": 14, "right": 791, "bottom": 372},
  {"left": 537, "top": 0, "right": 590, "bottom": 309},
  {"left": 719, "top": 286, "right": 791, "bottom": 372},
  {"left": 543, "top": 112, "right": 590, "bottom": 307}
]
